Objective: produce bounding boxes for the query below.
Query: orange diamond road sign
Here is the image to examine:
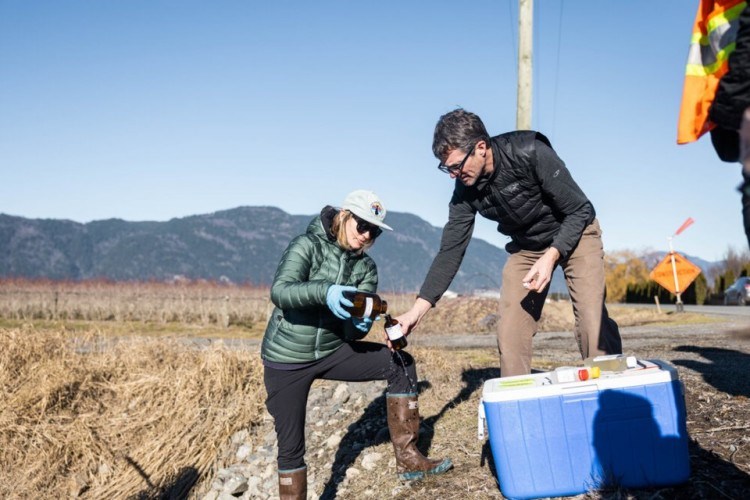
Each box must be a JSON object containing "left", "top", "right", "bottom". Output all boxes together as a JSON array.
[{"left": 649, "top": 252, "right": 702, "bottom": 295}]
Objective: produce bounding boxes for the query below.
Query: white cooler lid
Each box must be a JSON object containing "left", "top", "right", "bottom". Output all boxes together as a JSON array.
[{"left": 481, "top": 359, "right": 678, "bottom": 402}]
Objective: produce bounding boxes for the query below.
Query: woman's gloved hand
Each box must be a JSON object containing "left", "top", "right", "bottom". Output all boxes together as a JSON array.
[
  {"left": 326, "top": 284, "right": 357, "bottom": 319},
  {"left": 351, "top": 316, "right": 373, "bottom": 333}
]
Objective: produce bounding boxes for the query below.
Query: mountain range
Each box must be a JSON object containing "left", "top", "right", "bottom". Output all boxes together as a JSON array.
[
  {"left": 0, "top": 208, "right": 719, "bottom": 294},
  {"left": 0, "top": 207, "right": 516, "bottom": 294}
]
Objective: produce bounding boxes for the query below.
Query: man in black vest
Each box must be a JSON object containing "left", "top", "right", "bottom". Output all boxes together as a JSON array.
[{"left": 396, "top": 109, "right": 622, "bottom": 376}]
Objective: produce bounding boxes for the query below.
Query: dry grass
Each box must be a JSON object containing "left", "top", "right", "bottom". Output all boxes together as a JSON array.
[{"left": 0, "top": 326, "right": 264, "bottom": 498}]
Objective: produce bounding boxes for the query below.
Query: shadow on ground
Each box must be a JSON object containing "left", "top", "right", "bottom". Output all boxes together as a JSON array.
[
  {"left": 672, "top": 345, "right": 750, "bottom": 397},
  {"left": 318, "top": 381, "right": 426, "bottom": 499},
  {"left": 582, "top": 441, "right": 750, "bottom": 499},
  {"left": 130, "top": 463, "right": 198, "bottom": 500},
  {"left": 320, "top": 367, "right": 503, "bottom": 499},
  {"left": 323, "top": 357, "right": 750, "bottom": 499}
]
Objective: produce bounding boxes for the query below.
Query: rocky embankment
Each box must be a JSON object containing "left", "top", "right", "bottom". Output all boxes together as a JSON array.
[{"left": 198, "top": 379, "right": 418, "bottom": 499}]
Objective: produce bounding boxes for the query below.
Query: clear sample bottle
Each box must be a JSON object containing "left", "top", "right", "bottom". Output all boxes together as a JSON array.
[{"left": 584, "top": 354, "right": 638, "bottom": 372}]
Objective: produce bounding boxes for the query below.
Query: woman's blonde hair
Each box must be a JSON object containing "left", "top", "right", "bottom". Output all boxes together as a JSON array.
[{"left": 332, "top": 210, "right": 374, "bottom": 253}]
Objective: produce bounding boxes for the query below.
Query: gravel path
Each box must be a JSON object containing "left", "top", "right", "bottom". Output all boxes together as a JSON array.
[{"left": 410, "top": 313, "right": 750, "bottom": 349}]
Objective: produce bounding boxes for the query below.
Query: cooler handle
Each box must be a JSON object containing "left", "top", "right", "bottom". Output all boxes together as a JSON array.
[
  {"left": 477, "top": 399, "right": 486, "bottom": 440},
  {"left": 560, "top": 383, "right": 598, "bottom": 395}
]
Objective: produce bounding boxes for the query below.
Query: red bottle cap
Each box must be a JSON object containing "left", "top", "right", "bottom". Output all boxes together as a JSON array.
[{"left": 578, "top": 369, "right": 589, "bottom": 381}]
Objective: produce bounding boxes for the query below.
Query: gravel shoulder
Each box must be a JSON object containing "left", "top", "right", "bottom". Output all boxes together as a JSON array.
[{"left": 411, "top": 313, "right": 750, "bottom": 350}]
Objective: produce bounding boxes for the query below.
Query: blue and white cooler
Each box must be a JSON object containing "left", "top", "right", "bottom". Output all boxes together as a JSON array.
[{"left": 477, "top": 359, "right": 690, "bottom": 499}]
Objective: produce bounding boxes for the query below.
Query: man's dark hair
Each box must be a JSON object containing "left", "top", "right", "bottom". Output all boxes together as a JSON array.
[{"left": 432, "top": 108, "right": 491, "bottom": 161}]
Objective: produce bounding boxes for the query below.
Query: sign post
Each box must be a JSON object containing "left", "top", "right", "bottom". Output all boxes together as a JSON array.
[
  {"left": 652, "top": 249, "right": 702, "bottom": 312},
  {"left": 669, "top": 237, "right": 683, "bottom": 310},
  {"left": 650, "top": 218, "right": 698, "bottom": 312}
]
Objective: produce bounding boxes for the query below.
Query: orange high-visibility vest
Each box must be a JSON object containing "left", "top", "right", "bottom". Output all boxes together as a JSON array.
[{"left": 677, "top": 0, "right": 747, "bottom": 144}]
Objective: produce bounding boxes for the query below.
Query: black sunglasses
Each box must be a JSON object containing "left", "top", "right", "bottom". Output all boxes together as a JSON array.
[
  {"left": 352, "top": 214, "right": 383, "bottom": 238},
  {"left": 437, "top": 144, "right": 475, "bottom": 175}
]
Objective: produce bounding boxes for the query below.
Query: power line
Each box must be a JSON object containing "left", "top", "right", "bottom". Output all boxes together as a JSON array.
[
  {"left": 508, "top": 0, "right": 517, "bottom": 71},
  {"left": 536, "top": 1, "right": 542, "bottom": 130},
  {"left": 551, "top": 0, "right": 565, "bottom": 142}
]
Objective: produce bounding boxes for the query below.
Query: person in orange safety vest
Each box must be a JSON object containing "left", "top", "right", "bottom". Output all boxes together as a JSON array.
[{"left": 678, "top": 0, "right": 750, "bottom": 247}]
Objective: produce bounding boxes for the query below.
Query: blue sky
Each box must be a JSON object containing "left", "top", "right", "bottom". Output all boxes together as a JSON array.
[{"left": 1, "top": 1, "right": 746, "bottom": 262}]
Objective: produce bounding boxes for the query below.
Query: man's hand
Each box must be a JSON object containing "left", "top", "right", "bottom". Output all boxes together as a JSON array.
[
  {"left": 394, "top": 297, "right": 432, "bottom": 335},
  {"left": 522, "top": 248, "right": 560, "bottom": 292}
]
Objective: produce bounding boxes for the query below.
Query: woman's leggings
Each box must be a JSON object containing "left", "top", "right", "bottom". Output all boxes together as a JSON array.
[{"left": 263, "top": 341, "right": 417, "bottom": 471}]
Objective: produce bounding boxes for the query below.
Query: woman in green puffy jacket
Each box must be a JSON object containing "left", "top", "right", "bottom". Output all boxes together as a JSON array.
[{"left": 262, "top": 190, "right": 452, "bottom": 499}]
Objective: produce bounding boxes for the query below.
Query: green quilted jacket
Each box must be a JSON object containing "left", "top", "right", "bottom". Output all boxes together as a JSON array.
[{"left": 261, "top": 207, "right": 379, "bottom": 363}]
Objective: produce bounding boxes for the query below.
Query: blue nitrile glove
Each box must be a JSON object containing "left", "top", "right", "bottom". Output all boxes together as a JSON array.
[
  {"left": 352, "top": 316, "right": 373, "bottom": 333},
  {"left": 326, "top": 284, "right": 357, "bottom": 320}
]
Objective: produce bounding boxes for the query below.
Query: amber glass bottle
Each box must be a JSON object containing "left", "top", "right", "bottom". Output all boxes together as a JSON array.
[
  {"left": 343, "top": 291, "right": 388, "bottom": 319},
  {"left": 384, "top": 314, "right": 407, "bottom": 350}
]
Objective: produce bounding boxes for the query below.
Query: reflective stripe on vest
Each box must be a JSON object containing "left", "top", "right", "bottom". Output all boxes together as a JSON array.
[{"left": 677, "top": 0, "right": 747, "bottom": 144}]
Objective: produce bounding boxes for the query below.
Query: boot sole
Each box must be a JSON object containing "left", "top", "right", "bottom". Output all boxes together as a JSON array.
[{"left": 398, "top": 458, "right": 453, "bottom": 481}]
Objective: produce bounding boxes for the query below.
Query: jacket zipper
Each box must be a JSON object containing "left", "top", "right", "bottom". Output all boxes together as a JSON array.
[{"left": 315, "top": 250, "right": 347, "bottom": 359}]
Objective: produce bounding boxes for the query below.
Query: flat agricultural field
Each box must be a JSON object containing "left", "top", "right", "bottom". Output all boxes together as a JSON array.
[{"left": 1, "top": 280, "right": 748, "bottom": 498}]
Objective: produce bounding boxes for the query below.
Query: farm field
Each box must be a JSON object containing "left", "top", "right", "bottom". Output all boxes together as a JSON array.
[{"left": 1, "top": 280, "right": 748, "bottom": 499}]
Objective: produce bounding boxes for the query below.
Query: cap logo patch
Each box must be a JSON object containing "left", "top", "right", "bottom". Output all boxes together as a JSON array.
[{"left": 370, "top": 202, "right": 384, "bottom": 219}]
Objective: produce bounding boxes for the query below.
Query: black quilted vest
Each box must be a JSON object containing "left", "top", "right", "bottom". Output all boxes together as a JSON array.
[{"left": 454, "top": 131, "right": 565, "bottom": 252}]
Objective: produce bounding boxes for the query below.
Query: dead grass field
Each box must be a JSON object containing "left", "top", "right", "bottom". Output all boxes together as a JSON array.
[
  {"left": 0, "top": 279, "right": 716, "bottom": 341},
  {"left": 0, "top": 279, "right": 271, "bottom": 336},
  {"left": 1, "top": 280, "right": 747, "bottom": 499},
  {"left": 0, "top": 326, "right": 264, "bottom": 499}
]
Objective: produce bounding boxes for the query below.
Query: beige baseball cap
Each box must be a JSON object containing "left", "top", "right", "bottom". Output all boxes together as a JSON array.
[{"left": 341, "top": 190, "right": 393, "bottom": 231}]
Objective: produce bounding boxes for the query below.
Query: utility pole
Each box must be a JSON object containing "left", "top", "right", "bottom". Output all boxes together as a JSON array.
[{"left": 517, "top": 0, "right": 533, "bottom": 130}]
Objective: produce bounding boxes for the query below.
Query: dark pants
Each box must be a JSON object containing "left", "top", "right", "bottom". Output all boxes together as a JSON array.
[{"left": 264, "top": 341, "right": 417, "bottom": 470}]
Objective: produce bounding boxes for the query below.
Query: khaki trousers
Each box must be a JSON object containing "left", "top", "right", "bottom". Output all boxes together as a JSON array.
[{"left": 497, "top": 219, "right": 622, "bottom": 377}]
